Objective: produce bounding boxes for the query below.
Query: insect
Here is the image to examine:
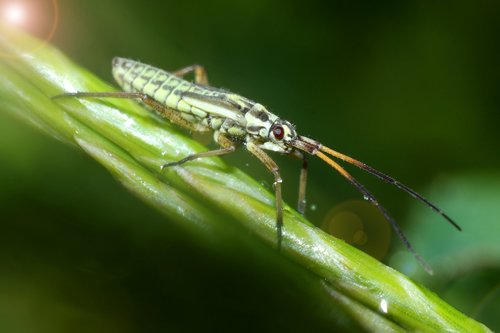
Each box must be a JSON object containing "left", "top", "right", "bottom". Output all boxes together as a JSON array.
[{"left": 54, "top": 57, "right": 461, "bottom": 273}]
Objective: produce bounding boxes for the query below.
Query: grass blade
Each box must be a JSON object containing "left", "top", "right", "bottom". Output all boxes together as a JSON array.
[{"left": 0, "top": 26, "right": 492, "bottom": 332}]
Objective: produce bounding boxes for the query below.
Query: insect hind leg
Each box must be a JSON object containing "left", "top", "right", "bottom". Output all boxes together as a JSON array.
[
  {"left": 52, "top": 91, "right": 147, "bottom": 100},
  {"left": 173, "top": 64, "right": 209, "bottom": 85},
  {"left": 161, "top": 132, "right": 235, "bottom": 169},
  {"left": 53, "top": 91, "right": 209, "bottom": 132}
]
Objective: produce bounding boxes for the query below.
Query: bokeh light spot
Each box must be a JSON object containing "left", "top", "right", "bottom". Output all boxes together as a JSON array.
[
  {"left": 322, "top": 200, "right": 392, "bottom": 260},
  {"left": 3, "top": 3, "right": 26, "bottom": 25},
  {"left": 0, "top": 0, "right": 59, "bottom": 58},
  {"left": 353, "top": 230, "right": 368, "bottom": 245}
]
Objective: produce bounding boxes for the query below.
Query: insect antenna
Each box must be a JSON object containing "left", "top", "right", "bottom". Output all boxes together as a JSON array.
[
  {"left": 315, "top": 151, "right": 434, "bottom": 274},
  {"left": 320, "top": 146, "right": 461, "bottom": 231}
]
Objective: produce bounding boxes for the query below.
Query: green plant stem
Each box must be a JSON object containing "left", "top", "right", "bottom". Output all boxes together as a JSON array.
[{"left": 0, "top": 26, "right": 491, "bottom": 332}]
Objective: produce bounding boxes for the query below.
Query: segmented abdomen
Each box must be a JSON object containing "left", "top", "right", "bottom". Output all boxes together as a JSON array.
[
  {"left": 111, "top": 57, "right": 248, "bottom": 135},
  {"left": 113, "top": 57, "right": 192, "bottom": 109}
]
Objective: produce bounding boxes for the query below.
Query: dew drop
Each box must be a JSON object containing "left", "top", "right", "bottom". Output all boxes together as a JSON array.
[
  {"left": 379, "top": 299, "right": 388, "bottom": 314},
  {"left": 259, "top": 180, "right": 270, "bottom": 189},
  {"left": 310, "top": 204, "right": 317, "bottom": 211}
]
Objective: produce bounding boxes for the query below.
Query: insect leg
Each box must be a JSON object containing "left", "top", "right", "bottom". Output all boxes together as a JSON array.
[
  {"left": 172, "top": 64, "right": 209, "bottom": 85},
  {"left": 246, "top": 141, "right": 284, "bottom": 250},
  {"left": 289, "top": 150, "right": 308, "bottom": 216},
  {"left": 162, "top": 132, "right": 235, "bottom": 168},
  {"left": 52, "top": 91, "right": 209, "bottom": 132},
  {"left": 298, "top": 155, "right": 308, "bottom": 216},
  {"left": 52, "top": 91, "right": 146, "bottom": 100}
]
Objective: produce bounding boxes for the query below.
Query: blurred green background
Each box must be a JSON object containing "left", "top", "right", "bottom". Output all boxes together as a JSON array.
[{"left": 0, "top": 0, "right": 499, "bottom": 332}]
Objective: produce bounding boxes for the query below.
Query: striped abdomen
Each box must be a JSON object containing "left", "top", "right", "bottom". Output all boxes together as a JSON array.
[
  {"left": 111, "top": 57, "right": 248, "bottom": 136},
  {"left": 112, "top": 57, "right": 193, "bottom": 112}
]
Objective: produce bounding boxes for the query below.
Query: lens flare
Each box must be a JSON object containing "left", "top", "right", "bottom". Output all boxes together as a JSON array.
[
  {"left": 0, "top": 0, "right": 59, "bottom": 58},
  {"left": 3, "top": 3, "right": 26, "bottom": 25},
  {"left": 322, "top": 200, "right": 391, "bottom": 260}
]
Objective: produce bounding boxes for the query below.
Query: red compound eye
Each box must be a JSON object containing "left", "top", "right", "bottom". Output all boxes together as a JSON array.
[{"left": 272, "top": 125, "right": 284, "bottom": 140}]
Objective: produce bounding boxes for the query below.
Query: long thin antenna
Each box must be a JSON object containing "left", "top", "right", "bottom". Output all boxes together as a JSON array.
[
  {"left": 320, "top": 146, "right": 461, "bottom": 231},
  {"left": 315, "top": 151, "right": 434, "bottom": 274}
]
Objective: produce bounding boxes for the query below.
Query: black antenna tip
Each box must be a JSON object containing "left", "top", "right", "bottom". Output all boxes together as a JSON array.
[{"left": 443, "top": 213, "right": 462, "bottom": 231}]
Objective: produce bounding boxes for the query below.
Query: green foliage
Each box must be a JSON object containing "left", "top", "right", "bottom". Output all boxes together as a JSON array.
[{"left": 393, "top": 174, "right": 500, "bottom": 329}]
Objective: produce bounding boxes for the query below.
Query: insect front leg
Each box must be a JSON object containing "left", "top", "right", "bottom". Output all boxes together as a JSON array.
[
  {"left": 172, "top": 64, "right": 209, "bottom": 85},
  {"left": 246, "top": 141, "right": 284, "bottom": 250},
  {"left": 289, "top": 150, "right": 308, "bottom": 216},
  {"left": 162, "top": 131, "right": 236, "bottom": 168}
]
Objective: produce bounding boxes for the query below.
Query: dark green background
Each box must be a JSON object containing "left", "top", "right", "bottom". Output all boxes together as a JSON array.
[{"left": 1, "top": 0, "right": 499, "bottom": 332}]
